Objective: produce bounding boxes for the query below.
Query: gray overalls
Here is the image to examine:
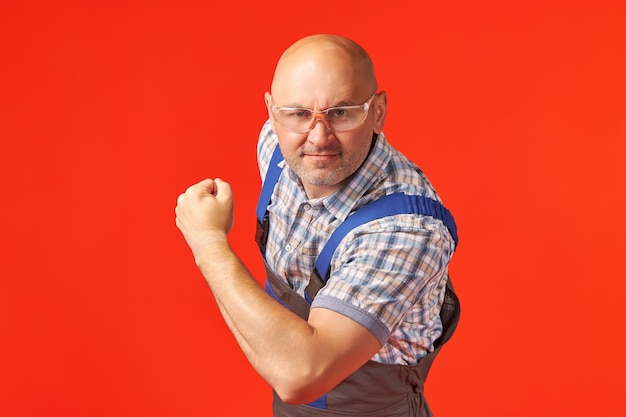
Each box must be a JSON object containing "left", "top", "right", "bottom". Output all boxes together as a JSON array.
[{"left": 256, "top": 145, "right": 460, "bottom": 416}]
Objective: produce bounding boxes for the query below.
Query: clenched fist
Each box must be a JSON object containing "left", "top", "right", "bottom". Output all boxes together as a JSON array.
[{"left": 175, "top": 178, "right": 234, "bottom": 259}]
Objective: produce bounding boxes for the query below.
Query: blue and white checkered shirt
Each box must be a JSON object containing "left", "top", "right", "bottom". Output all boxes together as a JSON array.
[{"left": 257, "top": 120, "right": 455, "bottom": 365}]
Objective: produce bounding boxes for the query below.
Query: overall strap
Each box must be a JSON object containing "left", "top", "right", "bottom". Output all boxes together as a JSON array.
[
  {"left": 304, "top": 192, "right": 458, "bottom": 302},
  {"left": 255, "top": 145, "right": 285, "bottom": 259},
  {"left": 255, "top": 145, "right": 284, "bottom": 222}
]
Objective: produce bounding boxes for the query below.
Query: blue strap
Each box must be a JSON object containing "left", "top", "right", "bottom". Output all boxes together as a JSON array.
[
  {"left": 255, "top": 146, "right": 284, "bottom": 222},
  {"left": 314, "top": 192, "right": 458, "bottom": 280},
  {"left": 306, "top": 395, "right": 327, "bottom": 409}
]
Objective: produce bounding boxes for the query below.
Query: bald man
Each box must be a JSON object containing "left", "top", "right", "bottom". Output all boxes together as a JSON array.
[{"left": 176, "top": 34, "right": 459, "bottom": 416}]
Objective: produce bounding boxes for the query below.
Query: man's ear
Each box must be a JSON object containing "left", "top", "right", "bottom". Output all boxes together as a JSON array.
[
  {"left": 264, "top": 92, "right": 273, "bottom": 113},
  {"left": 264, "top": 92, "right": 277, "bottom": 131},
  {"left": 373, "top": 91, "right": 388, "bottom": 134}
]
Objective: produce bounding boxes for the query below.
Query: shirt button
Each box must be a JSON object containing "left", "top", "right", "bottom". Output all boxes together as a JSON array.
[
  {"left": 303, "top": 203, "right": 311, "bottom": 211},
  {"left": 285, "top": 244, "right": 293, "bottom": 252}
]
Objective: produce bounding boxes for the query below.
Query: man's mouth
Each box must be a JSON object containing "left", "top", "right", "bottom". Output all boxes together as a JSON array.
[{"left": 304, "top": 153, "right": 339, "bottom": 161}]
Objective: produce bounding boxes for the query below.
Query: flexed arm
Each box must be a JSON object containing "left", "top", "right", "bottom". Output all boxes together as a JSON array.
[{"left": 175, "top": 178, "right": 380, "bottom": 404}]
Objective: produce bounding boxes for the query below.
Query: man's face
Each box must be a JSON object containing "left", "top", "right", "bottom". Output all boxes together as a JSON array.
[
  {"left": 266, "top": 56, "right": 385, "bottom": 199},
  {"left": 268, "top": 94, "right": 378, "bottom": 199}
]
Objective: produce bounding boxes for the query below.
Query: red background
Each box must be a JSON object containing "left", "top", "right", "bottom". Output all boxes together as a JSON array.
[{"left": 1, "top": 1, "right": 625, "bottom": 416}]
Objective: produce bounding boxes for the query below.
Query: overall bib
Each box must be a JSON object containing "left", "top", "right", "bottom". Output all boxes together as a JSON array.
[{"left": 256, "top": 145, "right": 460, "bottom": 416}]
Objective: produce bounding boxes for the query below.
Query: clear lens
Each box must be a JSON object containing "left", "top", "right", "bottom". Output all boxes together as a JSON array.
[
  {"left": 274, "top": 106, "right": 367, "bottom": 133},
  {"left": 271, "top": 93, "right": 375, "bottom": 133}
]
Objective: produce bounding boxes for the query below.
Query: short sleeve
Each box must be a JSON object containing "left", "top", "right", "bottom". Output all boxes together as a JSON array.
[{"left": 311, "top": 214, "right": 454, "bottom": 350}]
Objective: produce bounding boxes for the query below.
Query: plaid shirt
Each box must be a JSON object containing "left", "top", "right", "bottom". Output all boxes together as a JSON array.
[{"left": 257, "top": 120, "right": 455, "bottom": 365}]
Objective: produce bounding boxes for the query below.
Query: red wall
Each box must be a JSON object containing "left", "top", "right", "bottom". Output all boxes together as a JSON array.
[{"left": 1, "top": 1, "right": 625, "bottom": 416}]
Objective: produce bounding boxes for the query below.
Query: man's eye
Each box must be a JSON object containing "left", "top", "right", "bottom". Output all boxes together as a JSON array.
[
  {"left": 285, "top": 110, "right": 312, "bottom": 119},
  {"left": 327, "top": 108, "right": 348, "bottom": 119}
]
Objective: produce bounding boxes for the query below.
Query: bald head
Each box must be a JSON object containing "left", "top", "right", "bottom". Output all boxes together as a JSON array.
[
  {"left": 264, "top": 35, "right": 388, "bottom": 197},
  {"left": 270, "top": 34, "right": 378, "bottom": 105}
]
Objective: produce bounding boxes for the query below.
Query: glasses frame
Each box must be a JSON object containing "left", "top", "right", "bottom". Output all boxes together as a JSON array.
[{"left": 270, "top": 93, "right": 377, "bottom": 133}]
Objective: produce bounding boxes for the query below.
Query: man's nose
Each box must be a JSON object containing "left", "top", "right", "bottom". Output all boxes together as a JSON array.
[
  {"left": 306, "top": 116, "right": 333, "bottom": 145},
  {"left": 306, "top": 112, "right": 332, "bottom": 131}
]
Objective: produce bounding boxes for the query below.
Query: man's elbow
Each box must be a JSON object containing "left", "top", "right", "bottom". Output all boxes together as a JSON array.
[
  {"left": 272, "top": 371, "right": 330, "bottom": 405},
  {"left": 274, "top": 386, "right": 323, "bottom": 406}
]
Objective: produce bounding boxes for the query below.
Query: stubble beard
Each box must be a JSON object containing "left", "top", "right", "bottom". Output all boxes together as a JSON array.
[{"left": 288, "top": 145, "right": 370, "bottom": 188}]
